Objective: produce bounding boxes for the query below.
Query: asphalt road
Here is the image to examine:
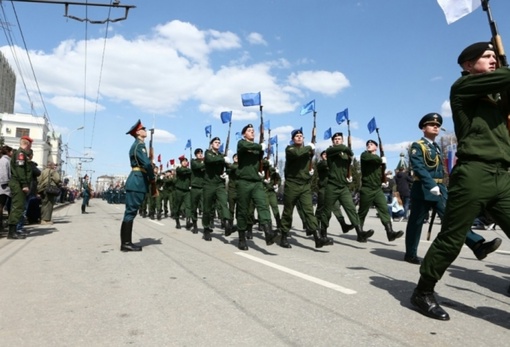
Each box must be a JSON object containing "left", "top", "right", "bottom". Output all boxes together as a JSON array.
[{"left": 1, "top": 199, "right": 509, "bottom": 346}]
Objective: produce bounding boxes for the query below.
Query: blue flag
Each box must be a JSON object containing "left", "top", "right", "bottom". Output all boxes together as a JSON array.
[
  {"left": 300, "top": 99, "right": 315, "bottom": 116},
  {"left": 236, "top": 132, "right": 242, "bottom": 140},
  {"left": 220, "top": 111, "right": 232, "bottom": 124},
  {"left": 265, "top": 147, "right": 273, "bottom": 155},
  {"left": 264, "top": 119, "right": 270, "bottom": 130},
  {"left": 324, "top": 127, "right": 332, "bottom": 140},
  {"left": 185, "top": 139, "right": 192, "bottom": 149},
  {"left": 336, "top": 108, "right": 349, "bottom": 125},
  {"left": 241, "top": 92, "right": 261, "bottom": 106},
  {"left": 367, "top": 117, "right": 377, "bottom": 134},
  {"left": 219, "top": 143, "right": 224, "bottom": 154},
  {"left": 205, "top": 125, "right": 212, "bottom": 137},
  {"left": 270, "top": 135, "right": 278, "bottom": 145}
]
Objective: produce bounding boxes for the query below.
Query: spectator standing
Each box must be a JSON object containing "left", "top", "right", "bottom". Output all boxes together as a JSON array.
[
  {"left": 0, "top": 145, "right": 13, "bottom": 232},
  {"left": 394, "top": 166, "right": 413, "bottom": 219},
  {"left": 37, "top": 162, "right": 61, "bottom": 224}
]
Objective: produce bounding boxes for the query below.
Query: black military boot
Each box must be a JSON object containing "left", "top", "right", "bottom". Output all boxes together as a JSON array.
[
  {"left": 279, "top": 232, "right": 292, "bottom": 248},
  {"left": 262, "top": 224, "right": 277, "bottom": 246},
  {"left": 185, "top": 218, "right": 193, "bottom": 230},
  {"left": 410, "top": 277, "right": 449, "bottom": 320},
  {"left": 246, "top": 224, "right": 253, "bottom": 240},
  {"left": 320, "top": 228, "right": 334, "bottom": 246},
  {"left": 203, "top": 227, "right": 212, "bottom": 241},
  {"left": 7, "top": 224, "right": 26, "bottom": 240},
  {"left": 354, "top": 225, "right": 374, "bottom": 243},
  {"left": 142, "top": 210, "right": 147, "bottom": 218},
  {"left": 220, "top": 219, "right": 226, "bottom": 230},
  {"left": 120, "top": 221, "right": 142, "bottom": 252},
  {"left": 312, "top": 230, "right": 325, "bottom": 248},
  {"left": 225, "top": 220, "right": 237, "bottom": 237},
  {"left": 175, "top": 218, "right": 181, "bottom": 229},
  {"left": 81, "top": 205, "right": 86, "bottom": 214},
  {"left": 275, "top": 215, "right": 282, "bottom": 229},
  {"left": 383, "top": 222, "right": 404, "bottom": 242},
  {"left": 338, "top": 217, "right": 354, "bottom": 234},
  {"left": 238, "top": 230, "right": 248, "bottom": 251},
  {"left": 192, "top": 220, "right": 198, "bottom": 234},
  {"left": 157, "top": 211, "right": 162, "bottom": 220}
]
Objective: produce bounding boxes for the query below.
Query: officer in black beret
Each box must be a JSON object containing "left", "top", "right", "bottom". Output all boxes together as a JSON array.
[{"left": 456, "top": 41, "right": 494, "bottom": 65}]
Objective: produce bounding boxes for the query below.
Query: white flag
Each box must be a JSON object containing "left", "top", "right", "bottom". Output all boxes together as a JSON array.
[{"left": 437, "top": 0, "right": 481, "bottom": 24}]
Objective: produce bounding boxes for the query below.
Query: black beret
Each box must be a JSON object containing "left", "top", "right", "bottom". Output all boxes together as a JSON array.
[
  {"left": 194, "top": 148, "right": 203, "bottom": 155},
  {"left": 366, "top": 139, "right": 378, "bottom": 147},
  {"left": 320, "top": 150, "right": 327, "bottom": 156},
  {"left": 291, "top": 129, "right": 303, "bottom": 138},
  {"left": 419, "top": 113, "right": 443, "bottom": 129},
  {"left": 457, "top": 42, "right": 494, "bottom": 65},
  {"left": 242, "top": 124, "right": 253, "bottom": 134},
  {"left": 331, "top": 132, "right": 343, "bottom": 139},
  {"left": 209, "top": 137, "right": 220, "bottom": 145}
]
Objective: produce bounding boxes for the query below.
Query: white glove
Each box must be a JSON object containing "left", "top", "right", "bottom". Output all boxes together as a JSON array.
[
  {"left": 309, "top": 169, "right": 314, "bottom": 176},
  {"left": 308, "top": 142, "right": 315, "bottom": 150},
  {"left": 220, "top": 173, "right": 228, "bottom": 180},
  {"left": 430, "top": 186, "right": 441, "bottom": 196},
  {"left": 224, "top": 156, "right": 231, "bottom": 164},
  {"left": 264, "top": 178, "right": 270, "bottom": 184},
  {"left": 260, "top": 143, "right": 267, "bottom": 152},
  {"left": 268, "top": 160, "right": 273, "bottom": 167},
  {"left": 381, "top": 156, "right": 387, "bottom": 164},
  {"left": 275, "top": 168, "right": 279, "bottom": 174},
  {"left": 273, "top": 184, "right": 278, "bottom": 192},
  {"left": 258, "top": 171, "right": 264, "bottom": 178},
  {"left": 346, "top": 176, "right": 353, "bottom": 183},
  {"left": 381, "top": 182, "right": 389, "bottom": 189}
]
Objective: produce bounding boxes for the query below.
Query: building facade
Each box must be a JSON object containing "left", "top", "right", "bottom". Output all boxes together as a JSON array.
[{"left": 0, "top": 51, "right": 16, "bottom": 114}]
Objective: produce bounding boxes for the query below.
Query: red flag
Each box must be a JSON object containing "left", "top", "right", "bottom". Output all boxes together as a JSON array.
[
  {"left": 157, "top": 154, "right": 161, "bottom": 162},
  {"left": 170, "top": 159, "right": 175, "bottom": 165},
  {"left": 159, "top": 164, "right": 163, "bottom": 171}
]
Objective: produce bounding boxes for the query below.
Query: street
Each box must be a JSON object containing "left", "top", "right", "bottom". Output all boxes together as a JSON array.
[{"left": 1, "top": 199, "right": 509, "bottom": 346}]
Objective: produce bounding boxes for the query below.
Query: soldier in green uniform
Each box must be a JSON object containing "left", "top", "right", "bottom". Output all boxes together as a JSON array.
[
  {"left": 81, "top": 174, "right": 91, "bottom": 214},
  {"left": 165, "top": 169, "right": 175, "bottom": 218},
  {"left": 161, "top": 170, "right": 173, "bottom": 218},
  {"left": 358, "top": 140, "right": 403, "bottom": 242},
  {"left": 147, "top": 165, "right": 158, "bottom": 219},
  {"left": 226, "top": 153, "right": 238, "bottom": 233},
  {"left": 235, "top": 124, "right": 277, "bottom": 250},
  {"left": 315, "top": 150, "right": 354, "bottom": 234},
  {"left": 320, "top": 132, "right": 374, "bottom": 243},
  {"left": 190, "top": 149, "right": 205, "bottom": 232},
  {"left": 173, "top": 156, "right": 192, "bottom": 229},
  {"left": 263, "top": 161, "right": 282, "bottom": 230},
  {"left": 202, "top": 137, "right": 232, "bottom": 240},
  {"left": 155, "top": 168, "right": 165, "bottom": 220},
  {"left": 411, "top": 42, "right": 510, "bottom": 320},
  {"left": 404, "top": 113, "right": 501, "bottom": 264},
  {"left": 7, "top": 136, "right": 33, "bottom": 239},
  {"left": 120, "top": 120, "right": 156, "bottom": 252},
  {"left": 278, "top": 129, "right": 330, "bottom": 249}
]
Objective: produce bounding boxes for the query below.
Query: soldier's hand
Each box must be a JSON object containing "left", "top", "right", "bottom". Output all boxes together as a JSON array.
[
  {"left": 258, "top": 171, "right": 265, "bottom": 178},
  {"left": 224, "top": 156, "right": 231, "bottom": 164},
  {"left": 273, "top": 184, "right": 278, "bottom": 192},
  {"left": 309, "top": 169, "right": 314, "bottom": 176},
  {"left": 22, "top": 187, "right": 29, "bottom": 194},
  {"left": 430, "top": 186, "right": 441, "bottom": 196},
  {"left": 381, "top": 182, "right": 389, "bottom": 189},
  {"left": 264, "top": 178, "right": 270, "bottom": 184},
  {"left": 260, "top": 143, "right": 267, "bottom": 152},
  {"left": 220, "top": 173, "right": 228, "bottom": 180},
  {"left": 346, "top": 176, "right": 353, "bottom": 183},
  {"left": 381, "top": 156, "right": 387, "bottom": 164},
  {"left": 308, "top": 142, "right": 315, "bottom": 150}
]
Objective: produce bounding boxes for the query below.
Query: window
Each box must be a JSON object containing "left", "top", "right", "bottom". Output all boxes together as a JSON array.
[{"left": 15, "top": 128, "right": 30, "bottom": 138}]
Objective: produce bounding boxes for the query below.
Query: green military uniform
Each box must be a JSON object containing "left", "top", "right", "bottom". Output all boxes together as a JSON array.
[
  {"left": 358, "top": 146, "right": 403, "bottom": 242},
  {"left": 173, "top": 160, "right": 192, "bottom": 229},
  {"left": 226, "top": 156, "right": 238, "bottom": 223},
  {"left": 263, "top": 165, "right": 281, "bottom": 229},
  {"left": 235, "top": 124, "right": 276, "bottom": 250},
  {"left": 315, "top": 155, "right": 353, "bottom": 234},
  {"left": 202, "top": 145, "right": 231, "bottom": 240},
  {"left": 155, "top": 172, "right": 165, "bottom": 219},
  {"left": 8, "top": 143, "right": 33, "bottom": 239},
  {"left": 190, "top": 154, "right": 205, "bottom": 230}
]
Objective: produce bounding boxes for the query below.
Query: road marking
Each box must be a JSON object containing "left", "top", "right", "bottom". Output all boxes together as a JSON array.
[
  {"left": 236, "top": 252, "right": 357, "bottom": 295},
  {"left": 150, "top": 220, "right": 165, "bottom": 226}
]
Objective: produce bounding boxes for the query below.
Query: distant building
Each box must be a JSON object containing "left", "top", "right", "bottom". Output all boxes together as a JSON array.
[{"left": 0, "top": 51, "right": 15, "bottom": 114}]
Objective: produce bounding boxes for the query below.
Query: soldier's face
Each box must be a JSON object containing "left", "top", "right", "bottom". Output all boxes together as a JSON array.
[
  {"left": 293, "top": 134, "right": 304, "bottom": 145},
  {"left": 244, "top": 128, "right": 255, "bottom": 141},
  {"left": 211, "top": 140, "right": 221, "bottom": 151},
  {"left": 196, "top": 152, "right": 204, "bottom": 159},
  {"left": 467, "top": 50, "right": 497, "bottom": 73},
  {"left": 332, "top": 136, "right": 343, "bottom": 145},
  {"left": 423, "top": 123, "right": 440, "bottom": 138},
  {"left": 367, "top": 143, "right": 377, "bottom": 153}
]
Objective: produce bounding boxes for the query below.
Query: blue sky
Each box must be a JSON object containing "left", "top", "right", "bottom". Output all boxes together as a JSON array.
[{"left": 1, "top": 0, "right": 510, "bottom": 180}]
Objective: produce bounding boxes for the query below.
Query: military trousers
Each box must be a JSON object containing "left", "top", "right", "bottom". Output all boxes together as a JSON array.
[
  {"left": 405, "top": 195, "right": 483, "bottom": 259},
  {"left": 123, "top": 190, "right": 146, "bottom": 222},
  {"left": 315, "top": 186, "right": 345, "bottom": 224},
  {"left": 266, "top": 190, "right": 280, "bottom": 219},
  {"left": 8, "top": 183, "right": 26, "bottom": 226},
  {"left": 236, "top": 180, "right": 270, "bottom": 232},
  {"left": 420, "top": 161, "right": 510, "bottom": 283},
  {"left": 202, "top": 181, "right": 230, "bottom": 228},
  {"left": 190, "top": 187, "right": 203, "bottom": 222},
  {"left": 358, "top": 187, "right": 391, "bottom": 226},
  {"left": 280, "top": 180, "right": 317, "bottom": 234},
  {"left": 228, "top": 187, "right": 237, "bottom": 220},
  {"left": 173, "top": 188, "right": 191, "bottom": 219},
  {"left": 320, "top": 183, "right": 359, "bottom": 229}
]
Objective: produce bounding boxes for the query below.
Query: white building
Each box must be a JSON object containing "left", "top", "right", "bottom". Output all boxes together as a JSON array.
[{"left": 0, "top": 112, "right": 62, "bottom": 170}]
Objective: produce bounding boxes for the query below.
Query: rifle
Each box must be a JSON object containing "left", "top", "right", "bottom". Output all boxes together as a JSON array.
[
  {"left": 427, "top": 208, "right": 437, "bottom": 241},
  {"left": 148, "top": 128, "right": 159, "bottom": 197},
  {"left": 258, "top": 104, "right": 265, "bottom": 173},
  {"left": 347, "top": 119, "right": 352, "bottom": 178},
  {"left": 482, "top": 0, "right": 510, "bottom": 131},
  {"left": 375, "top": 127, "right": 387, "bottom": 183},
  {"left": 309, "top": 110, "right": 317, "bottom": 171},
  {"left": 224, "top": 119, "right": 232, "bottom": 157},
  {"left": 265, "top": 127, "right": 271, "bottom": 179}
]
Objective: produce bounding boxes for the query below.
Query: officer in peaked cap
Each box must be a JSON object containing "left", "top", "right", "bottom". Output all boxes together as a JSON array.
[
  {"left": 119, "top": 119, "right": 155, "bottom": 252},
  {"left": 418, "top": 113, "right": 443, "bottom": 129}
]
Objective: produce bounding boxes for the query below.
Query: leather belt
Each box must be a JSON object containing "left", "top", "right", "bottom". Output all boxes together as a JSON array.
[
  {"left": 414, "top": 177, "right": 443, "bottom": 184},
  {"left": 132, "top": 167, "right": 147, "bottom": 173}
]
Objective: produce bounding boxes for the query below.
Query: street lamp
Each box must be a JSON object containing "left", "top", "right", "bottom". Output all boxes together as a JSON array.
[{"left": 64, "top": 126, "right": 84, "bottom": 182}]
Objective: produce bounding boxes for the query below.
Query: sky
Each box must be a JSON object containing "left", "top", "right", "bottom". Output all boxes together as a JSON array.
[{"left": 1, "top": 0, "right": 510, "bottom": 181}]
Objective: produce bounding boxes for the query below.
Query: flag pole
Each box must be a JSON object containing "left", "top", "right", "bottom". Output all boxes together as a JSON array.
[
  {"left": 375, "top": 127, "right": 387, "bottom": 184},
  {"left": 309, "top": 110, "right": 317, "bottom": 170}
]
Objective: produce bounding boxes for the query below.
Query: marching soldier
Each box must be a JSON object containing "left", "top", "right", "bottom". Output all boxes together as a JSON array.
[
  {"left": 202, "top": 137, "right": 232, "bottom": 240},
  {"left": 120, "top": 120, "right": 156, "bottom": 252},
  {"left": 226, "top": 153, "right": 238, "bottom": 234},
  {"left": 358, "top": 140, "right": 403, "bottom": 241},
  {"left": 7, "top": 136, "right": 33, "bottom": 239},
  {"left": 263, "top": 160, "right": 282, "bottom": 230},
  {"left": 190, "top": 148, "right": 205, "bottom": 232},
  {"left": 235, "top": 124, "right": 277, "bottom": 250},
  {"left": 173, "top": 156, "right": 192, "bottom": 229}
]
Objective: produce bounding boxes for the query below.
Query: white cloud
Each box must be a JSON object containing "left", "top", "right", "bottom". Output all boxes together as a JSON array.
[
  {"left": 288, "top": 70, "right": 350, "bottom": 96},
  {"left": 441, "top": 100, "right": 452, "bottom": 118},
  {"left": 49, "top": 96, "right": 104, "bottom": 113},
  {"left": 246, "top": 32, "right": 267, "bottom": 46}
]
